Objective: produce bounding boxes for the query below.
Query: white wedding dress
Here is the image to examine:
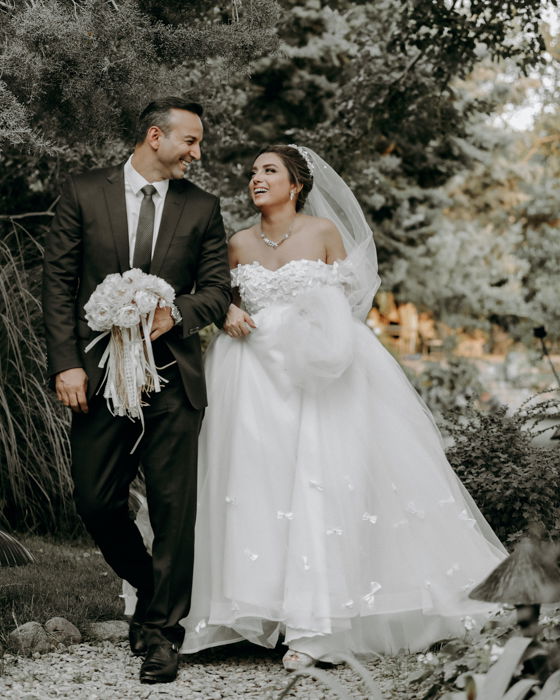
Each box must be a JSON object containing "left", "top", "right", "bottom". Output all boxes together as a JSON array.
[{"left": 125, "top": 256, "right": 506, "bottom": 659}]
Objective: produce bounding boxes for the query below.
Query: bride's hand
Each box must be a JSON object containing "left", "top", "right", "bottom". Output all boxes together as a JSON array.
[{"left": 224, "top": 304, "right": 257, "bottom": 338}]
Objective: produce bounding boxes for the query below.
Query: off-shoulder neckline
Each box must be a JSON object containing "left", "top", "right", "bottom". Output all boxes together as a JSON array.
[{"left": 232, "top": 259, "right": 335, "bottom": 274}]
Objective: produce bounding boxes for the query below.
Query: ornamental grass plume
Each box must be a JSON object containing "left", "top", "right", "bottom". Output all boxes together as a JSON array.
[
  {"left": 0, "top": 226, "right": 74, "bottom": 533},
  {"left": 0, "top": 529, "right": 34, "bottom": 567}
]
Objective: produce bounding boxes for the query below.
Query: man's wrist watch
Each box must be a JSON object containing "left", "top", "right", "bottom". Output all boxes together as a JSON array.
[{"left": 170, "top": 304, "right": 182, "bottom": 326}]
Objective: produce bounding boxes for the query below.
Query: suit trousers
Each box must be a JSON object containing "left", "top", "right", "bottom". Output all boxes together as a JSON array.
[{"left": 70, "top": 361, "right": 203, "bottom": 646}]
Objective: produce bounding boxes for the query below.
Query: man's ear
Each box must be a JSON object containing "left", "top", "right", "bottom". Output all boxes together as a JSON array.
[{"left": 146, "top": 125, "right": 162, "bottom": 150}]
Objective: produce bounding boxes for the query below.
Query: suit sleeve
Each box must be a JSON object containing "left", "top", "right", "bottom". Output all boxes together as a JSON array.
[
  {"left": 175, "top": 198, "right": 232, "bottom": 338},
  {"left": 42, "top": 176, "right": 84, "bottom": 379}
]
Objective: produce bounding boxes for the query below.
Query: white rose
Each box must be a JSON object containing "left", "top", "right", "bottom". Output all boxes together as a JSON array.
[
  {"left": 106, "top": 277, "right": 133, "bottom": 305},
  {"left": 122, "top": 268, "right": 146, "bottom": 289},
  {"left": 142, "top": 273, "right": 159, "bottom": 291},
  {"left": 142, "top": 274, "right": 175, "bottom": 304},
  {"left": 114, "top": 304, "right": 141, "bottom": 328},
  {"left": 134, "top": 290, "right": 159, "bottom": 315},
  {"left": 85, "top": 301, "right": 114, "bottom": 331},
  {"left": 88, "top": 273, "right": 134, "bottom": 312},
  {"left": 100, "top": 272, "right": 122, "bottom": 289},
  {"left": 157, "top": 281, "right": 176, "bottom": 305}
]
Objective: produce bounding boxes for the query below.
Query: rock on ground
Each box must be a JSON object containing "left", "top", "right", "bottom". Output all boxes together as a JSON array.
[
  {"left": 88, "top": 620, "right": 129, "bottom": 642},
  {"left": 44, "top": 618, "right": 82, "bottom": 646},
  {"left": 7, "top": 622, "right": 52, "bottom": 655}
]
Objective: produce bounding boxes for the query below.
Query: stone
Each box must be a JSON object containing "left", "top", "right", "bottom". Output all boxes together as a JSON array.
[
  {"left": 88, "top": 620, "right": 128, "bottom": 641},
  {"left": 44, "top": 617, "right": 82, "bottom": 645},
  {"left": 7, "top": 621, "right": 52, "bottom": 654}
]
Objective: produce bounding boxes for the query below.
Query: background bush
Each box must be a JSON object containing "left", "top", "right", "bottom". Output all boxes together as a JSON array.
[
  {"left": 443, "top": 395, "right": 560, "bottom": 546},
  {"left": 410, "top": 356, "right": 483, "bottom": 423}
]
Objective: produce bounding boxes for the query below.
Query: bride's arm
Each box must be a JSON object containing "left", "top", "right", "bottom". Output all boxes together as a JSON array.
[
  {"left": 223, "top": 231, "right": 257, "bottom": 338},
  {"left": 325, "top": 222, "right": 347, "bottom": 264}
]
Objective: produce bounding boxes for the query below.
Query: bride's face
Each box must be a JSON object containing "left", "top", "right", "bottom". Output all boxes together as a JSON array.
[{"left": 249, "top": 153, "right": 295, "bottom": 208}]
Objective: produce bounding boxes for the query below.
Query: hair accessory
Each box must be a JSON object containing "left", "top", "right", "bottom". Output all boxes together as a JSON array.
[{"left": 288, "top": 143, "right": 315, "bottom": 173}]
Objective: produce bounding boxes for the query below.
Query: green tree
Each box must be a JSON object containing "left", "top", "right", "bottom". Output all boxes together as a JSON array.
[
  {"left": 0, "top": 0, "right": 279, "bottom": 153},
  {"left": 201, "top": 0, "right": 555, "bottom": 286},
  {"left": 392, "top": 51, "right": 560, "bottom": 342}
]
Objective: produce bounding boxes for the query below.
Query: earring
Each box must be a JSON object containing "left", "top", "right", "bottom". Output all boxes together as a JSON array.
[{"left": 290, "top": 191, "right": 295, "bottom": 201}]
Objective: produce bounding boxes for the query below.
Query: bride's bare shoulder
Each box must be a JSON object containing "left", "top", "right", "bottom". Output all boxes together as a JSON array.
[
  {"left": 228, "top": 226, "right": 257, "bottom": 249},
  {"left": 298, "top": 215, "right": 341, "bottom": 242},
  {"left": 299, "top": 214, "right": 336, "bottom": 232},
  {"left": 299, "top": 215, "right": 345, "bottom": 260}
]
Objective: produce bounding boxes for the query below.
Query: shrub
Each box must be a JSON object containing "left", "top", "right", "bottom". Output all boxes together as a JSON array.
[
  {"left": 442, "top": 394, "right": 560, "bottom": 547},
  {"left": 410, "top": 356, "right": 483, "bottom": 422}
]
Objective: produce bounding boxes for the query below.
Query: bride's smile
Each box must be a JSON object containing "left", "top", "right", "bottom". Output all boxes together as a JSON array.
[{"left": 249, "top": 152, "right": 299, "bottom": 208}]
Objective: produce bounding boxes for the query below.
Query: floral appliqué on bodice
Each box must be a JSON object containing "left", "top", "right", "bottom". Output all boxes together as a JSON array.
[{"left": 230, "top": 259, "right": 344, "bottom": 315}]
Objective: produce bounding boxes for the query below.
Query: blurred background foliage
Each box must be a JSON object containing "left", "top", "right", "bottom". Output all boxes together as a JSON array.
[{"left": 0, "top": 0, "right": 559, "bottom": 534}]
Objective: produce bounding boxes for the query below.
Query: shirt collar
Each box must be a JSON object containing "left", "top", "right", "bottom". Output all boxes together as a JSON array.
[{"left": 124, "top": 155, "right": 169, "bottom": 199}]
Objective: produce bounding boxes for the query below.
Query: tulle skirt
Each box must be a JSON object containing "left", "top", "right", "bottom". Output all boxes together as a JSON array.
[{"left": 125, "top": 286, "right": 506, "bottom": 657}]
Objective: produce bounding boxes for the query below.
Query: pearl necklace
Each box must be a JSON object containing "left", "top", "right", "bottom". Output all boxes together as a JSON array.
[{"left": 259, "top": 220, "right": 296, "bottom": 249}]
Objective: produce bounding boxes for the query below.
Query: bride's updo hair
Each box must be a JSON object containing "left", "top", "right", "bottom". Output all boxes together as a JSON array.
[{"left": 256, "top": 145, "right": 313, "bottom": 212}]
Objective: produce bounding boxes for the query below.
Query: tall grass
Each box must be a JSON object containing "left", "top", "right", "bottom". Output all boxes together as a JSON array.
[{"left": 0, "top": 224, "right": 76, "bottom": 534}]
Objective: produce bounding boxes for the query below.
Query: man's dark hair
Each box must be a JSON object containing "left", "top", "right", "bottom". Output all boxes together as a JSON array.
[{"left": 135, "top": 97, "right": 203, "bottom": 144}]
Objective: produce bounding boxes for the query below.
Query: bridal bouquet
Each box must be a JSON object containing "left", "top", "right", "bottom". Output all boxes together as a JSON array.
[{"left": 84, "top": 269, "right": 175, "bottom": 438}]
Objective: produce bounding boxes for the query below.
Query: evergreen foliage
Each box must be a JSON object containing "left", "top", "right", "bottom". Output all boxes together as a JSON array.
[
  {"left": 0, "top": 0, "right": 280, "bottom": 151},
  {"left": 206, "top": 0, "right": 558, "bottom": 344}
]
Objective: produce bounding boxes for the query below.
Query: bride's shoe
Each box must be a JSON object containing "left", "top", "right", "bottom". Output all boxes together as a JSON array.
[{"left": 282, "top": 649, "right": 315, "bottom": 671}]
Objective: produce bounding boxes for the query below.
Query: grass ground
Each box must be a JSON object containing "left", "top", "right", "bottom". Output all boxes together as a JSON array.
[{"left": 0, "top": 534, "right": 122, "bottom": 648}]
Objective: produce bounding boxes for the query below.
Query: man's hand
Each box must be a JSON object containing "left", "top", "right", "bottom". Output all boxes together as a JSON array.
[
  {"left": 55, "top": 368, "right": 89, "bottom": 413},
  {"left": 223, "top": 304, "right": 257, "bottom": 338},
  {"left": 150, "top": 305, "right": 175, "bottom": 341}
]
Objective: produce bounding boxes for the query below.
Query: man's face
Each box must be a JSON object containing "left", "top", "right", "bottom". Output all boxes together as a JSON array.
[{"left": 153, "top": 109, "right": 203, "bottom": 180}]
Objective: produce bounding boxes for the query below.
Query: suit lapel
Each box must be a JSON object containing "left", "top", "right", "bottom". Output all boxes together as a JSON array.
[
  {"left": 102, "top": 166, "right": 129, "bottom": 272},
  {"left": 150, "top": 179, "right": 187, "bottom": 276}
]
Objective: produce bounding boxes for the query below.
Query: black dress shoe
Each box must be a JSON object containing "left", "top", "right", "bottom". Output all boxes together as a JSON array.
[
  {"left": 139, "top": 641, "right": 179, "bottom": 684},
  {"left": 129, "top": 620, "right": 147, "bottom": 656}
]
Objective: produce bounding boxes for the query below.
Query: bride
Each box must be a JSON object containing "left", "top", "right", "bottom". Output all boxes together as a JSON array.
[{"left": 126, "top": 144, "right": 506, "bottom": 670}]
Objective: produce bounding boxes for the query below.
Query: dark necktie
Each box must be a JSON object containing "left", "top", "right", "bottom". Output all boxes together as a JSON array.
[{"left": 132, "top": 184, "right": 157, "bottom": 272}]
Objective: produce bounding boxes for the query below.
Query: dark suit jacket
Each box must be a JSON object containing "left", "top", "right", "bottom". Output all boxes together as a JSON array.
[{"left": 42, "top": 164, "right": 232, "bottom": 409}]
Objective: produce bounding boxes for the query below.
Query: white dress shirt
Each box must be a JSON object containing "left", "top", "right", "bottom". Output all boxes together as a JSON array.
[{"left": 124, "top": 155, "right": 169, "bottom": 268}]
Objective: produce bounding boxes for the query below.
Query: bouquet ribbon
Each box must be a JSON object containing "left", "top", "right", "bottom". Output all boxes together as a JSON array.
[{"left": 85, "top": 309, "right": 168, "bottom": 453}]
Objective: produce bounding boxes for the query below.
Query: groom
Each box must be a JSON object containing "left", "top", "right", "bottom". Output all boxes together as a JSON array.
[{"left": 42, "top": 98, "right": 231, "bottom": 683}]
